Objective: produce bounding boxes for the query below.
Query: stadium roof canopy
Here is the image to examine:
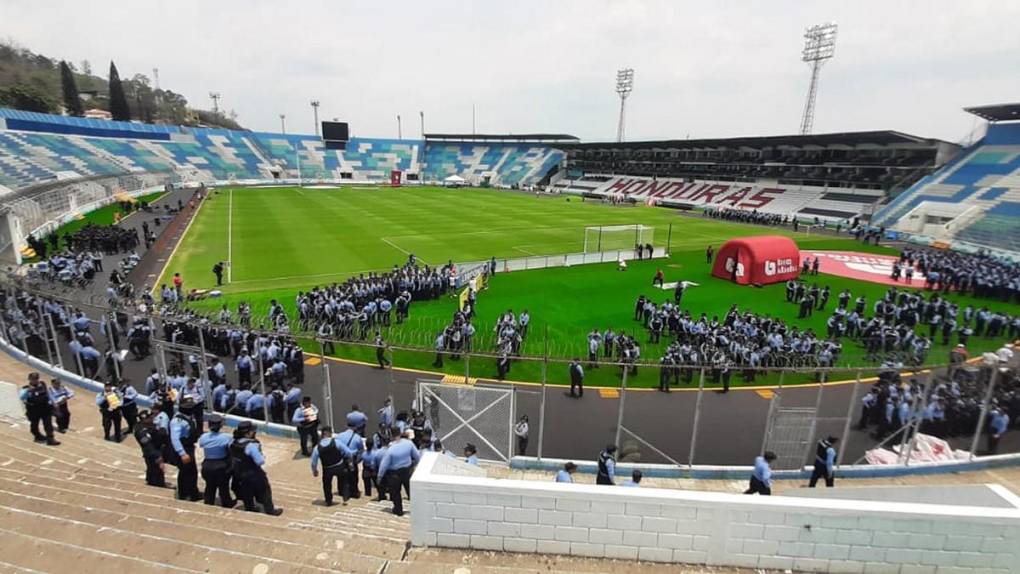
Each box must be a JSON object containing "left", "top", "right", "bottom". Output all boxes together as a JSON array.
[
  {"left": 562, "top": 130, "right": 945, "bottom": 150},
  {"left": 425, "top": 133, "right": 579, "bottom": 143},
  {"left": 963, "top": 103, "right": 1020, "bottom": 123}
]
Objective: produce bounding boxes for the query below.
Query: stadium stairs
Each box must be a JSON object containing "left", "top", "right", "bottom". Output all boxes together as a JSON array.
[{"left": 0, "top": 359, "right": 714, "bottom": 574}]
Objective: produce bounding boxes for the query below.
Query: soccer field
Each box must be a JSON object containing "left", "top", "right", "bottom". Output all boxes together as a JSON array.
[
  {"left": 163, "top": 185, "right": 811, "bottom": 294},
  {"left": 164, "top": 186, "right": 1020, "bottom": 388}
]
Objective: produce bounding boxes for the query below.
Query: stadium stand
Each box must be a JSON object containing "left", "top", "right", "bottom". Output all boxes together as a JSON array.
[
  {"left": 872, "top": 112, "right": 1020, "bottom": 254},
  {"left": 0, "top": 108, "right": 425, "bottom": 189},
  {"left": 422, "top": 134, "right": 570, "bottom": 187},
  {"left": 559, "top": 131, "right": 954, "bottom": 191},
  {"left": 554, "top": 175, "right": 887, "bottom": 222}
]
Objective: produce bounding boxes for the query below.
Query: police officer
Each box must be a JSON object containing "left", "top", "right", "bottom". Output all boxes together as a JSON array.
[
  {"left": 596, "top": 444, "right": 617, "bottom": 485},
  {"left": 808, "top": 435, "right": 838, "bottom": 488},
  {"left": 170, "top": 397, "right": 202, "bottom": 501},
  {"left": 230, "top": 421, "right": 283, "bottom": 515},
  {"left": 199, "top": 413, "right": 235, "bottom": 507},
  {"left": 568, "top": 358, "right": 584, "bottom": 398},
  {"left": 336, "top": 421, "right": 365, "bottom": 501},
  {"left": 292, "top": 396, "right": 319, "bottom": 456},
  {"left": 377, "top": 428, "right": 420, "bottom": 516},
  {"left": 744, "top": 451, "right": 776, "bottom": 495},
  {"left": 133, "top": 410, "right": 167, "bottom": 487},
  {"left": 118, "top": 380, "right": 139, "bottom": 433},
  {"left": 48, "top": 378, "right": 74, "bottom": 434},
  {"left": 310, "top": 426, "right": 346, "bottom": 506},
  {"left": 19, "top": 373, "right": 60, "bottom": 445},
  {"left": 96, "top": 382, "right": 124, "bottom": 442}
]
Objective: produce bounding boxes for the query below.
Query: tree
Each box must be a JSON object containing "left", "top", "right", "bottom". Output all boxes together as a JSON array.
[
  {"left": 0, "top": 84, "right": 57, "bottom": 113},
  {"left": 59, "top": 60, "right": 84, "bottom": 116},
  {"left": 108, "top": 61, "right": 130, "bottom": 121}
]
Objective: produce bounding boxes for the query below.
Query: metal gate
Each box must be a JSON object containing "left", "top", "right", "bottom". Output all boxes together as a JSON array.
[
  {"left": 762, "top": 406, "right": 818, "bottom": 470},
  {"left": 416, "top": 379, "right": 514, "bottom": 462}
]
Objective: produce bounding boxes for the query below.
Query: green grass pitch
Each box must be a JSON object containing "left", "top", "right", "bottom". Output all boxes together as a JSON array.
[{"left": 161, "top": 186, "right": 1019, "bottom": 388}]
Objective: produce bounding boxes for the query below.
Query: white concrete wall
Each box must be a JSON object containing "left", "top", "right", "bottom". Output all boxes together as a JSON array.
[{"left": 411, "top": 453, "right": 1020, "bottom": 573}]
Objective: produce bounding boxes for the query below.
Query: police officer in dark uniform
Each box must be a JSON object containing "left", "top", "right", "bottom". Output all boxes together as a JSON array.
[
  {"left": 169, "top": 397, "right": 202, "bottom": 501},
  {"left": 133, "top": 410, "right": 167, "bottom": 487},
  {"left": 230, "top": 421, "right": 282, "bottom": 515},
  {"left": 310, "top": 426, "right": 345, "bottom": 506},
  {"left": 596, "top": 444, "right": 617, "bottom": 485},
  {"left": 568, "top": 358, "right": 584, "bottom": 398},
  {"left": 19, "top": 373, "right": 60, "bottom": 445},
  {"left": 808, "top": 435, "right": 838, "bottom": 488},
  {"left": 199, "top": 413, "right": 235, "bottom": 507}
]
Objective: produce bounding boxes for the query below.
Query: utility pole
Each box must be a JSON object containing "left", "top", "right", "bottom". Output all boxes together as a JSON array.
[
  {"left": 397, "top": 114, "right": 402, "bottom": 139},
  {"left": 279, "top": 114, "right": 286, "bottom": 134},
  {"left": 420, "top": 111, "right": 425, "bottom": 138},
  {"left": 209, "top": 92, "right": 221, "bottom": 114}
]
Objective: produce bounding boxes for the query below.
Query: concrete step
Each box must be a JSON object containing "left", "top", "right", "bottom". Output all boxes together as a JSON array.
[
  {"left": 0, "top": 463, "right": 408, "bottom": 556},
  {"left": 0, "top": 489, "right": 386, "bottom": 573},
  {"left": 0, "top": 525, "right": 201, "bottom": 574},
  {"left": 0, "top": 506, "right": 334, "bottom": 574}
]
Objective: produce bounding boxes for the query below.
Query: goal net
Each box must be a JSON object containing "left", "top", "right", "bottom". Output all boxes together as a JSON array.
[{"left": 583, "top": 224, "right": 655, "bottom": 253}]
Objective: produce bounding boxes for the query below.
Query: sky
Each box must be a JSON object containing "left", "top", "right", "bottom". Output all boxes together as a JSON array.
[{"left": 4, "top": 0, "right": 1018, "bottom": 143}]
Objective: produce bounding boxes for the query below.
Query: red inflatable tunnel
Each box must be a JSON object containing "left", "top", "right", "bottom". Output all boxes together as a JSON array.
[{"left": 711, "top": 235, "right": 801, "bottom": 285}]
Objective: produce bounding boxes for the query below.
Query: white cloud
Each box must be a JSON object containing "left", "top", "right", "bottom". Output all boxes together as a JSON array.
[{"left": 3, "top": 0, "right": 1017, "bottom": 142}]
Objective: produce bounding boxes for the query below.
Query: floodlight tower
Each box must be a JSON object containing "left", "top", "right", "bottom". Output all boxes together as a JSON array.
[
  {"left": 799, "top": 22, "right": 838, "bottom": 135},
  {"left": 615, "top": 68, "right": 634, "bottom": 142},
  {"left": 279, "top": 114, "right": 286, "bottom": 134},
  {"left": 310, "top": 100, "right": 320, "bottom": 136},
  {"left": 209, "top": 92, "right": 221, "bottom": 114}
]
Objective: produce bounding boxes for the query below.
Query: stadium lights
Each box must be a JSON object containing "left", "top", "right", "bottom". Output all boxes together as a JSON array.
[
  {"left": 420, "top": 111, "right": 425, "bottom": 138},
  {"left": 799, "top": 21, "right": 838, "bottom": 135},
  {"left": 310, "top": 100, "right": 320, "bottom": 136},
  {"left": 209, "top": 92, "right": 221, "bottom": 114},
  {"left": 615, "top": 68, "right": 634, "bottom": 143},
  {"left": 279, "top": 114, "right": 286, "bottom": 134}
]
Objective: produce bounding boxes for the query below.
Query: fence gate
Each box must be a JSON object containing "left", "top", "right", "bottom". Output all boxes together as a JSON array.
[
  {"left": 416, "top": 379, "right": 514, "bottom": 463},
  {"left": 763, "top": 406, "right": 818, "bottom": 470}
]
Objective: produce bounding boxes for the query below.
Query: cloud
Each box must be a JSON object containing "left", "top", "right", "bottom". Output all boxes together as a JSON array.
[{"left": 3, "top": 0, "right": 1017, "bottom": 142}]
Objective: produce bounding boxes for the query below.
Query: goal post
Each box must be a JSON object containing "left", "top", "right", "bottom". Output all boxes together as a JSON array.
[{"left": 583, "top": 224, "right": 655, "bottom": 253}]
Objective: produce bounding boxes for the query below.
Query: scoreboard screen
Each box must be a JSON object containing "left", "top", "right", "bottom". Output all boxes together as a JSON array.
[{"left": 322, "top": 121, "right": 349, "bottom": 142}]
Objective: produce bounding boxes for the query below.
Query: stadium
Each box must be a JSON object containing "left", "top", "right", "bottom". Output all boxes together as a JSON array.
[{"left": 1, "top": 4, "right": 1020, "bottom": 573}]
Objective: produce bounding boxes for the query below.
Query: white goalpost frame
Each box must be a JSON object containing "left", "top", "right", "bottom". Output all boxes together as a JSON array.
[{"left": 583, "top": 224, "right": 655, "bottom": 253}]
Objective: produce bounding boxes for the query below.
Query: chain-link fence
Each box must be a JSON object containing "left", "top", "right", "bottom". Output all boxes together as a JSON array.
[{"left": 2, "top": 276, "right": 1017, "bottom": 469}]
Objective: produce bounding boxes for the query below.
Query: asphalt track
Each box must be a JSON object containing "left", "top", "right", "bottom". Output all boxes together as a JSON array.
[{"left": 16, "top": 188, "right": 1018, "bottom": 468}]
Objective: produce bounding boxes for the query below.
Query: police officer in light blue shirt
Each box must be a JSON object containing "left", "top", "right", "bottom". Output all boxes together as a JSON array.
[
  {"left": 246, "top": 392, "right": 266, "bottom": 420},
  {"left": 346, "top": 405, "right": 367, "bottom": 435},
  {"left": 555, "top": 462, "right": 577, "bottom": 483},
  {"left": 378, "top": 430, "right": 420, "bottom": 516},
  {"left": 169, "top": 397, "right": 201, "bottom": 501},
  {"left": 335, "top": 422, "right": 366, "bottom": 501},
  {"left": 198, "top": 413, "right": 234, "bottom": 507},
  {"left": 988, "top": 408, "right": 1010, "bottom": 455},
  {"left": 464, "top": 443, "right": 479, "bottom": 466},
  {"left": 621, "top": 469, "right": 642, "bottom": 487},
  {"left": 745, "top": 451, "right": 776, "bottom": 495}
]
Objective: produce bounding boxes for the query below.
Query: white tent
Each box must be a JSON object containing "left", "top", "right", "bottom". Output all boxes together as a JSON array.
[{"left": 443, "top": 174, "right": 468, "bottom": 188}]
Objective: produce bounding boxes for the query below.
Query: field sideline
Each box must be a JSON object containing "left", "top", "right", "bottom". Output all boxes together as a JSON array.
[{"left": 163, "top": 186, "right": 1020, "bottom": 388}]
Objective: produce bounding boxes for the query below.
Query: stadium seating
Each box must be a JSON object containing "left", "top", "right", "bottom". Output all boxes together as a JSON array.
[
  {"left": 552, "top": 175, "right": 883, "bottom": 221},
  {"left": 422, "top": 142, "right": 563, "bottom": 186},
  {"left": 872, "top": 122, "right": 1020, "bottom": 252},
  {"left": 0, "top": 108, "right": 429, "bottom": 189}
]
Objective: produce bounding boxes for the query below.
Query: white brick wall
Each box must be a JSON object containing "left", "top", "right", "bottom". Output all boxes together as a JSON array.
[{"left": 411, "top": 453, "right": 1020, "bottom": 573}]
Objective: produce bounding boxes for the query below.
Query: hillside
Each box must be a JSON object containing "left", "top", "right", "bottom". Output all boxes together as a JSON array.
[{"left": 0, "top": 40, "right": 244, "bottom": 130}]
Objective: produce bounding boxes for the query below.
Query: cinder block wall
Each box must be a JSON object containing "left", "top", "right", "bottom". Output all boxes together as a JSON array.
[{"left": 411, "top": 453, "right": 1020, "bottom": 573}]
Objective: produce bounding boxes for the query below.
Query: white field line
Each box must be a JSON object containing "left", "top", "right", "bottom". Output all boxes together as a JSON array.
[
  {"left": 380, "top": 236, "right": 429, "bottom": 265},
  {"left": 226, "top": 188, "right": 233, "bottom": 284},
  {"left": 513, "top": 246, "right": 538, "bottom": 256}
]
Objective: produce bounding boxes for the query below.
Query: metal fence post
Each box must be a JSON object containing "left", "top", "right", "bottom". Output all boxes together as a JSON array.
[
  {"left": 464, "top": 350, "right": 471, "bottom": 384},
  {"left": 902, "top": 374, "right": 935, "bottom": 466},
  {"left": 319, "top": 339, "right": 335, "bottom": 429},
  {"left": 537, "top": 355, "right": 547, "bottom": 461},
  {"left": 258, "top": 354, "right": 269, "bottom": 422},
  {"left": 104, "top": 315, "right": 122, "bottom": 383},
  {"left": 969, "top": 365, "right": 999, "bottom": 460},
  {"left": 803, "top": 371, "right": 827, "bottom": 467},
  {"left": 687, "top": 367, "right": 706, "bottom": 469},
  {"left": 760, "top": 370, "right": 785, "bottom": 455},
  {"left": 837, "top": 370, "right": 862, "bottom": 465},
  {"left": 614, "top": 365, "right": 629, "bottom": 448},
  {"left": 35, "top": 300, "right": 55, "bottom": 366},
  {"left": 196, "top": 327, "right": 214, "bottom": 413}
]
